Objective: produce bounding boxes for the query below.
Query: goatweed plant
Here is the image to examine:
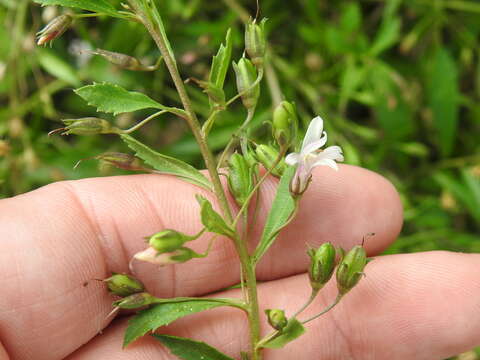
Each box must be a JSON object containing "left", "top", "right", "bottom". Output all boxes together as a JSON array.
[{"left": 35, "top": 0, "right": 371, "bottom": 359}]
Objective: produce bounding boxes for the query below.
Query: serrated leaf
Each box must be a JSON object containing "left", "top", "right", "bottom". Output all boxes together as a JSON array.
[
  {"left": 33, "top": 0, "right": 120, "bottom": 17},
  {"left": 253, "top": 166, "right": 296, "bottom": 264},
  {"left": 209, "top": 29, "right": 232, "bottom": 89},
  {"left": 196, "top": 195, "right": 235, "bottom": 238},
  {"left": 124, "top": 300, "right": 228, "bottom": 346},
  {"left": 75, "top": 83, "right": 168, "bottom": 115},
  {"left": 121, "top": 134, "right": 212, "bottom": 190},
  {"left": 153, "top": 335, "right": 235, "bottom": 360},
  {"left": 260, "top": 319, "right": 306, "bottom": 349}
]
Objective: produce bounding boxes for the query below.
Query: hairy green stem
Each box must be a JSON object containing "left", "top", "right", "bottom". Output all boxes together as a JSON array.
[{"left": 121, "top": 110, "right": 167, "bottom": 134}]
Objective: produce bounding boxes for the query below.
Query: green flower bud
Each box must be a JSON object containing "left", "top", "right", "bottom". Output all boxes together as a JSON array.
[
  {"left": 134, "top": 246, "right": 201, "bottom": 266},
  {"left": 232, "top": 58, "right": 260, "bottom": 110},
  {"left": 113, "top": 292, "right": 157, "bottom": 309},
  {"left": 336, "top": 245, "right": 368, "bottom": 295},
  {"left": 48, "top": 118, "right": 117, "bottom": 136},
  {"left": 272, "top": 101, "right": 297, "bottom": 147},
  {"left": 148, "top": 229, "right": 193, "bottom": 254},
  {"left": 104, "top": 273, "right": 145, "bottom": 297},
  {"left": 227, "top": 153, "right": 255, "bottom": 206},
  {"left": 245, "top": 18, "right": 267, "bottom": 67},
  {"left": 255, "top": 144, "right": 286, "bottom": 178},
  {"left": 36, "top": 14, "right": 73, "bottom": 46},
  {"left": 265, "top": 309, "right": 288, "bottom": 331},
  {"left": 307, "top": 242, "right": 336, "bottom": 291}
]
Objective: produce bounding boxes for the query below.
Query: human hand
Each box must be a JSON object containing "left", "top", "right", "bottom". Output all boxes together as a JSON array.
[{"left": 1, "top": 165, "right": 478, "bottom": 360}]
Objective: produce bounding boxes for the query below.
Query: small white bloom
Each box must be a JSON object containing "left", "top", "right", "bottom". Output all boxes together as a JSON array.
[
  {"left": 133, "top": 247, "right": 196, "bottom": 266},
  {"left": 285, "top": 116, "right": 343, "bottom": 195}
]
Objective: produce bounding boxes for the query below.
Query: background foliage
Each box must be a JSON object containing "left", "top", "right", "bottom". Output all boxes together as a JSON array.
[{"left": 0, "top": 0, "right": 479, "bottom": 356}]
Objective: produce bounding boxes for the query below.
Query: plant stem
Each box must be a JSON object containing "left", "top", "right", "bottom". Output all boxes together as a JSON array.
[
  {"left": 122, "top": 110, "right": 167, "bottom": 134},
  {"left": 130, "top": 2, "right": 263, "bottom": 358},
  {"left": 301, "top": 294, "right": 343, "bottom": 324},
  {"left": 129, "top": 0, "right": 232, "bottom": 222},
  {"left": 292, "top": 288, "right": 319, "bottom": 318}
]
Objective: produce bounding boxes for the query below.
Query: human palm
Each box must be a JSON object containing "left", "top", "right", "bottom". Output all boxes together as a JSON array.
[{"left": 1, "top": 165, "right": 478, "bottom": 360}]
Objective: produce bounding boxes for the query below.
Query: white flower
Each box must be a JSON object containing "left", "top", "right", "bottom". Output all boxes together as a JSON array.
[{"left": 285, "top": 116, "right": 344, "bottom": 195}]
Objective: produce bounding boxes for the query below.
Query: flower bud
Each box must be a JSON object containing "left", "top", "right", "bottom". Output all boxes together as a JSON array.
[
  {"left": 91, "top": 49, "right": 163, "bottom": 71},
  {"left": 227, "top": 153, "right": 255, "bottom": 206},
  {"left": 113, "top": 292, "right": 157, "bottom": 309},
  {"left": 265, "top": 309, "right": 288, "bottom": 331},
  {"left": 273, "top": 101, "right": 297, "bottom": 147},
  {"left": 255, "top": 144, "right": 286, "bottom": 178},
  {"left": 245, "top": 18, "right": 267, "bottom": 67},
  {"left": 232, "top": 58, "right": 260, "bottom": 110},
  {"left": 49, "top": 118, "right": 117, "bottom": 136},
  {"left": 134, "top": 247, "right": 201, "bottom": 266},
  {"left": 336, "top": 245, "right": 368, "bottom": 295},
  {"left": 36, "top": 14, "right": 73, "bottom": 46},
  {"left": 148, "top": 229, "right": 194, "bottom": 254},
  {"left": 307, "top": 243, "right": 336, "bottom": 291},
  {"left": 104, "top": 273, "right": 145, "bottom": 297}
]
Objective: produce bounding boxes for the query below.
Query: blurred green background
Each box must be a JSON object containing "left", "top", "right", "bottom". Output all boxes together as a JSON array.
[{"left": 0, "top": 0, "right": 479, "bottom": 358}]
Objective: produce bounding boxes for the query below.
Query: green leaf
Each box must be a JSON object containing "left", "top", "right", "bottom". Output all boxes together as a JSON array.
[
  {"left": 370, "top": 16, "right": 401, "bottom": 56},
  {"left": 121, "top": 134, "right": 212, "bottom": 190},
  {"left": 153, "top": 335, "right": 234, "bottom": 360},
  {"left": 260, "top": 319, "right": 306, "bottom": 349},
  {"left": 253, "top": 166, "right": 296, "bottom": 264},
  {"left": 37, "top": 49, "right": 81, "bottom": 87},
  {"left": 75, "top": 83, "right": 168, "bottom": 115},
  {"left": 196, "top": 195, "right": 235, "bottom": 238},
  {"left": 427, "top": 48, "right": 459, "bottom": 156},
  {"left": 209, "top": 29, "right": 232, "bottom": 89},
  {"left": 33, "top": 0, "right": 120, "bottom": 17},
  {"left": 124, "top": 300, "right": 227, "bottom": 347}
]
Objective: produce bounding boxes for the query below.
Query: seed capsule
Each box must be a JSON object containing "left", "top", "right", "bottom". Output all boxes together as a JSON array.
[
  {"left": 336, "top": 245, "right": 368, "bottom": 295},
  {"left": 307, "top": 243, "right": 336, "bottom": 291},
  {"left": 245, "top": 18, "right": 267, "bottom": 67},
  {"left": 104, "top": 273, "right": 145, "bottom": 297},
  {"left": 48, "top": 118, "right": 117, "bottom": 136},
  {"left": 36, "top": 14, "right": 73, "bottom": 46},
  {"left": 272, "top": 101, "right": 297, "bottom": 148},
  {"left": 265, "top": 309, "right": 288, "bottom": 331},
  {"left": 113, "top": 292, "right": 157, "bottom": 309},
  {"left": 227, "top": 153, "right": 256, "bottom": 206},
  {"left": 255, "top": 144, "right": 286, "bottom": 178},
  {"left": 232, "top": 58, "right": 260, "bottom": 110}
]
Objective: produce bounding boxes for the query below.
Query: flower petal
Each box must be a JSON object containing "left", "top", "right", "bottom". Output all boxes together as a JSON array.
[
  {"left": 301, "top": 116, "right": 324, "bottom": 151},
  {"left": 322, "top": 145, "right": 344, "bottom": 162},
  {"left": 313, "top": 158, "right": 339, "bottom": 171},
  {"left": 285, "top": 152, "right": 301, "bottom": 165},
  {"left": 302, "top": 131, "right": 327, "bottom": 155}
]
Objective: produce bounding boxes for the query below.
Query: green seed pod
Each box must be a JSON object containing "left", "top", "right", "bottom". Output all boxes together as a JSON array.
[
  {"left": 245, "top": 18, "right": 267, "bottom": 67},
  {"left": 95, "top": 152, "right": 143, "bottom": 171},
  {"left": 265, "top": 309, "right": 288, "bottom": 331},
  {"left": 272, "top": 101, "right": 297, "bottom": 148},
  {"left": 255, "top": 144, "right": 286, "bottom": 178},
  {"left": 104, "top": 273, "right": 145, "bottom": 297},
  {"left": 148, "top": 229, "right": 193, "bottom": 254},
  {"left": 36, "top": 14, "right": 73, "bottom": 46},
  {"left": 307, "top": 243, "right": 336, "bottom": 291},
  {"left": 49, "top": 118, "right": 117, "bottom": 136},
  {"left": 113, "top": 292, "right": 157, "bottom": 309},
  {"left": 91, "top": 49, "right": 163, "bottom": 71},
  {"left": 232, "top": 58, "right": 260, "bottom": 110},
  {"left": 336, "top": 245, "right": 368, "bottom": 295},
  {"left": 227, "top": 153, "right": 255, "bottom": 206}
]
